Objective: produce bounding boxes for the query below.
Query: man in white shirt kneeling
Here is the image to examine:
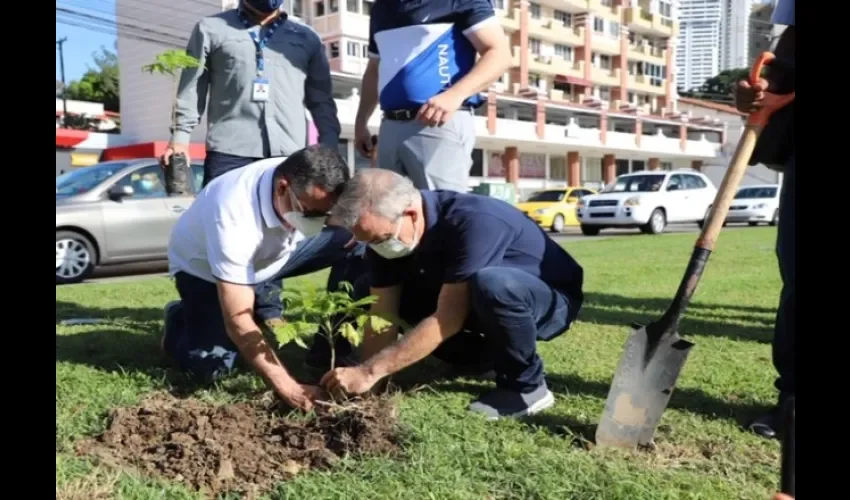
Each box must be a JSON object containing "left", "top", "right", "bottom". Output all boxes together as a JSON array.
[{"left": 164, "top": 145, "right": 354, "bottom": 411}]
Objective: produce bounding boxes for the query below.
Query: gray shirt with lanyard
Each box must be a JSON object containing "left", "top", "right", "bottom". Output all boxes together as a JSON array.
[{"left": 238, "top": 11, "right": 285, "bottom": 103}]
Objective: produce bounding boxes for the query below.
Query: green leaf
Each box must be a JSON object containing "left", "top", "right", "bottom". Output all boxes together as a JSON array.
[
  {"left": 369, "top": 314, "right": 394, "bottom": 334},
  {"left": 273, "top": 323, "right": 298, "bottom": 347},
  {"left": 337, "top": 281, "right": 354, "bottom": 294},
  {"left": 142, "top": 49, "right": 201, "bottom": 76},
  {"left": 293, "top": 336, "right": 309, "bottom": 349},
  {"left": 351, "top": 295, "right": 379, "bottom": 308},
  {"left": 339, "top": 322, "right": 363, "bottom": 346},
  {"left": 356, "top": 315, "right": 368, "bottom": 329}
]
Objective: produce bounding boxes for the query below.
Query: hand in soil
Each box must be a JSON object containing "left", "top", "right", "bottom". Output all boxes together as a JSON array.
[
  {"left": 320, "top": 366, "right": 378, "bottom": 396},
  {"left": 279, "top": 383, "right": 328, "bottom": 411}
]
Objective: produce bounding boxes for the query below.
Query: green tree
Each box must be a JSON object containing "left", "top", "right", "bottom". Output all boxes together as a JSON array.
[
  {"left": 699, "top": 68, "right": 750, "bottom": 97},
  {"left": 64, "top": 47, "right": 120, "bottom": 112}
]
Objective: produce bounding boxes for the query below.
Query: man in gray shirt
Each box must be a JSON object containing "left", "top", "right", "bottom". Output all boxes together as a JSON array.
[{"left": 159, "top": 0, "right": 341, "bottom": 331}]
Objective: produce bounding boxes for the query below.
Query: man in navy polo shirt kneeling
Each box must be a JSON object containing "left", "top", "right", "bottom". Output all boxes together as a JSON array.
[{"left": 320, "top": 169, "right": 584, "bottom": 419}]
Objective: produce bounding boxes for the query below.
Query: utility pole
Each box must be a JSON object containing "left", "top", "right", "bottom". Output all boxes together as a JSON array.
[{"left": 56, "top": 37, "right": 68, "bottom": 125}]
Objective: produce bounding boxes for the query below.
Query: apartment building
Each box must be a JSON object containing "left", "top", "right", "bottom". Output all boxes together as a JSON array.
[
  {"left": 719, "top": 0, "right": 754, "bottom": 71},
  {"left": 113, "top": 0, "right": 725, "bottom": 194},
  {"left": 676, "top": 0, "right": 722, "bottom": 91},
  {"left": 749, "top": 1, "right": 774, "bottom": 66}
]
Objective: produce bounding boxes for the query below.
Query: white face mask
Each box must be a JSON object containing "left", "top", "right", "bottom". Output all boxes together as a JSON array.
[
  {"left": 282, "top": 188, "right": 326, "bottom": 237},
  {"left": 369, "top": 216, "right": 418, "bottom": 259}
]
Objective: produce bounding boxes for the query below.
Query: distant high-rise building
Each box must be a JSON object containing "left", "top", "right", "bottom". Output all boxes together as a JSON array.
[
  {"left": 719, "top": 0, "right": 755, "bottom": 71},
  {"left": 749, "top": 1, "right": 775, "bottom": 65},
  {"left": 676, "top": 0, "right": 723, "bottom": 91}
]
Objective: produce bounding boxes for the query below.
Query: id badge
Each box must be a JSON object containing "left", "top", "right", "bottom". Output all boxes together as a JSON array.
[{"left": 252, "top": 78, "right": 270, "bottom": 102}]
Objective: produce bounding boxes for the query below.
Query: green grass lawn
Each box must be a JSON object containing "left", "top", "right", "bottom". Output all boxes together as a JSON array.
[{"left": 56, "top": 227, "right": 783, "bottom": 500}]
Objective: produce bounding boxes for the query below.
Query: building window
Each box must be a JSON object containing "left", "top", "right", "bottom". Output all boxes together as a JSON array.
[
  {"left": 329, "top": 41, "right": 340, "bottom": 58},
  {"left": 550, "top": 156, "right": 566, "bottom": 181},
  {"left": 646, "top": 62, "right": 664, "bottom": 86},
  {"left": 553, "top": 80, "right": 571, "bottom": 94},
  {"left": 599, "top": 54, "right": 611, "bottom": 69},
  {"left": 661, "top": 161, "right": 673, "bottom": 171},
  {"left": 314, "top": 1, "right": 325, "bottom": 16},
  {"left": 529, "top": 73, "right": 541, "bottom": 88},
  {"left": 554, "top": 10, "right": 571, "bottom": 26},
  {"left": 608, "top": 21, "right": 620, "bottom": 38},
  {"left": 529, "top": 2, "right": 541, "bottom": 19},
  {"left": 554, "top": 44, "right": 572, "bottom": 60},
  {"left": 593, "top": 17, "right": 605, "bottom": 33},
  {"left": 363, "top": 0, "right": 373, "bottom": 15},
  {"left": 470, "top": 149, "right": 484, "bottom": 177},
  {"left": 632, "top": 160, "right": 646, "bottom": 171},
  {"left": 627, "top": 91, "right": 635, "bottom": 103},
  {"left": 346, "top": 0, "right": 358, "bottom": 13},
  {"left": 346, "top": 41, "right": 359, "bottom": 57},
  {"left": 601, "top": 0, "right": 613, "bottom": 6},
  {"left": 615, "top": 159, "right": 629, "bottom": 176},
  {"left": 493, "top": 0, "right": 505, "bottom": 9},
  {"left": 362, "top": 43, "right": 369, "bottom": 58},
  {"left": 329, "top": 0, "right": 339, "bottom": 13},
  {"left": 627, "top": 61, "right": 636, "bottom": 75},
  {"left": 529, "top": 38, "right": 541, "bottom": 55},
  {"left": 659, "top": 1, "right": 672, "bottom": 18},
  {"left": 598, "top": 86, "right": 611, "bottom": 101},
  {"left": 291, "top": 0, "right": 303, "bottom": 17}
]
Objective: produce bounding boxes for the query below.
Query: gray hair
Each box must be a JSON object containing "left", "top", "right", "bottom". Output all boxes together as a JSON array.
[{"left": 331, "top": 169, "right": 421, "bottom": 228}]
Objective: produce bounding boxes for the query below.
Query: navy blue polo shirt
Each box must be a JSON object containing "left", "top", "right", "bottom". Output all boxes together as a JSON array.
[
  {"left": 367, "top": 190, "right": 584, "bottom": 300},
  {"left": 367, "top": 0, "right": 497, "bottom": 111}
]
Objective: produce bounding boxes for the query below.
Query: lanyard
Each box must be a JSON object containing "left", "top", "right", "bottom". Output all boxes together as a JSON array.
[{"left": 237, "top": 11, "right": 286, "bottom": 76}]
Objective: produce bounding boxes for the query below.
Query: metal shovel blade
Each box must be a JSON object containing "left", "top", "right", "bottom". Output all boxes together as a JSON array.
[{"left": 595, "top": 322, "right": 695, "bottom": 449}]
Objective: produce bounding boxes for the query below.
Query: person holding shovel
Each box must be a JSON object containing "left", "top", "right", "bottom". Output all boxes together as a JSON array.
[
  {"left": 318, "top": 169, "right": 585, "bottom": 419},
  {"left": 734, "top": 0, "right": 795, "bottom": 440}
]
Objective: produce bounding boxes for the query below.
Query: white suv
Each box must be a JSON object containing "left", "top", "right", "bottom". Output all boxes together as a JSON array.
[{"left": 576, "top": 170, "right": 718, "bottom": 236}]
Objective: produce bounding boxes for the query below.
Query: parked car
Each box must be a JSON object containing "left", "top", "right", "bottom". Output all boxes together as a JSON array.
[
  {"left": 576, "top": 170, "right": 718, "bottom": 236},
  {"left": 516, "top": 186, "right": 598, "bottom": 232},
  {"left": 56, "top": 159, "right": 205, "bottom": 284},
  {"left": 725, "top": 184, "right": 781, "bottom": 226}
]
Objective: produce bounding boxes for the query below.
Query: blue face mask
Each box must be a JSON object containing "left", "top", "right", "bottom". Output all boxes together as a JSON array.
[{"left": 243, "top": 0, "right": 284, "bottom": 13}]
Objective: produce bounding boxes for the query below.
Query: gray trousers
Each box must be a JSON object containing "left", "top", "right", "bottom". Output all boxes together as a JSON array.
[{"left": 377, "top": 109, "right": 476, "bottom": 192}]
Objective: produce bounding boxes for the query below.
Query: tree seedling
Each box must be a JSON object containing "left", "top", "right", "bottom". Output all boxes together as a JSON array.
[
  {"left": 142, "top": 49, "right": 201, "bottom": 195},
  {"left": 275, "top": 282, "right": 395, "bottom": 371}
]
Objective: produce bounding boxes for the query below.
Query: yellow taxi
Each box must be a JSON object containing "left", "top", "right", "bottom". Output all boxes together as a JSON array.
[{"left": 516, "top": 186, "right": 598, "bottom": 233}]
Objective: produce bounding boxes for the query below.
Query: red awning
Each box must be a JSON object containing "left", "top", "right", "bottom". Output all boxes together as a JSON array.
[{"left": 554, "top": 75, "right": 592, "bottom": 87}]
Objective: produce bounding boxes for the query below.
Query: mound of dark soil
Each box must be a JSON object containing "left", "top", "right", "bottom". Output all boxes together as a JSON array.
[{"left": 77, "top": 392, "right": 401, "bottom": 498}]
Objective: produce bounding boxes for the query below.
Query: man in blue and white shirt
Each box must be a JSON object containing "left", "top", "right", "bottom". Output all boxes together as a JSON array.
[{"left": 352, "top": 0, "right": 511, "bottom": 192}]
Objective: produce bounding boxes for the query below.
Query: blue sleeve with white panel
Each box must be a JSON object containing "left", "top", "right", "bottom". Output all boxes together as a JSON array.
[{"left": 369, "top": 0, "right": 497, "bottom": 111}]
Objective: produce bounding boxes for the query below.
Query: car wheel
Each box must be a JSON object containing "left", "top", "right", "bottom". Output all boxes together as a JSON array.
[
  {"left": 769, "top": 209, "right": 779, "bottom": 226},
  {"left": 550, "top": 214, "right": 566, "bottom": 233},
  {"left": 56, "top": 230, "right": 96, "bottom": 284},
  {"left": 643, "top": 208, "right": 666, "bottom": 235},
  {"left": 748, "top": 222, "right": 759, "bottom": 227},
  {"left": 580, "top": 225, "right": 600, "bottom": 236}
]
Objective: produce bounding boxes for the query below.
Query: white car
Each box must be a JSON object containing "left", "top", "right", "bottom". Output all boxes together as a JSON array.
[
  {"left": 725, "top": 184, "right": 780, "bottom": 226},
  {"left": 576, "top": 170, "right": 718, "bottom": 236}
]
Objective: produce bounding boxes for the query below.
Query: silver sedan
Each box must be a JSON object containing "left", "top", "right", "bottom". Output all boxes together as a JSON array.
[{"left": 56, "top": 159, "right": 204, "bottom": 284}]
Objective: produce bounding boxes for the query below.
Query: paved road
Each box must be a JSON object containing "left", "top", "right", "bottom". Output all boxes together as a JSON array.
[{"left": 81, "top": 223, "right": 756, "bottom": 284}]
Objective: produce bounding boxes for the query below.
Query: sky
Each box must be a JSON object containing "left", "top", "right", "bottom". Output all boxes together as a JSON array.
[{"left": 56, "top": 0, "right": 117, "bottom": 83}]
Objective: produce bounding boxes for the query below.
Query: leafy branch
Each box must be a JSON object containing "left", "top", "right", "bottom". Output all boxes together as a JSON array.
[
  {"left": 276, "top": 282, "right": 395, "bottom": 370},
  {"left": 141, "top": 49, "right": 201, "bottom": 132}
]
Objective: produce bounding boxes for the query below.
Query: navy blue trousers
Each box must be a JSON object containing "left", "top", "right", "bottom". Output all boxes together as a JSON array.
[
  {"left": 774, "top": 154, "right": 795, "bottom": 401},
  {"left": 349, "top": 267, "right": 582, "bottom": 393},
  {"left": 164, "top": 227, "right": 367, "bottom": 382}
]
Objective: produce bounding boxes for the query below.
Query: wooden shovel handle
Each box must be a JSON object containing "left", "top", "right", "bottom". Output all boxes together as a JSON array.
[{"left": 695, "top": 51, "right": 795, "bottom": 251}]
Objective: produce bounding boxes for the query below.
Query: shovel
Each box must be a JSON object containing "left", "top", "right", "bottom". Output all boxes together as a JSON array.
[{"left": 594, "top": 51, "right": 795, "bottom": 449}]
